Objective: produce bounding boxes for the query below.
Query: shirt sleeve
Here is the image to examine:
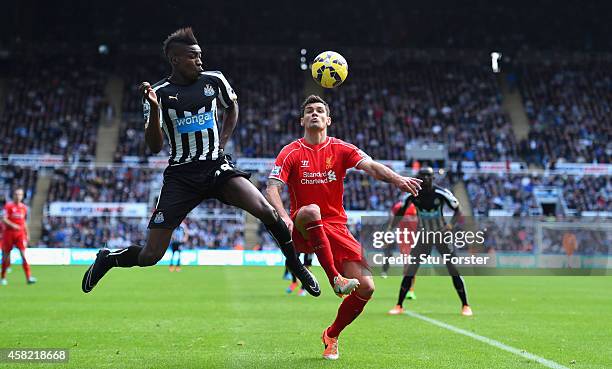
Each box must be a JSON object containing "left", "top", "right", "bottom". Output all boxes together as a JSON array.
[
  {"left": 209, "top": 71, "right": 238, "bottom": 108},
  {"left": 394, "top": 195, "right": 413, "bottom": 217},
  {"left": 437, "top": 188, "right": 460, "bottom": 210},
  {"left": 269, "top": 145, "right": 297, "bottom": 184},
  {"left": 338, "top": 139, "right": 371, "bottom": 170}
]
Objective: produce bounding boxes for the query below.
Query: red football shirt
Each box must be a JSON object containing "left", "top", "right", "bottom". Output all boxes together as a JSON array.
[
  {"left": 269, "top": 137, "right": 370, "bottom": 224},
  {"left": 391, "top": 201, "right": 418, "bottom": 230},
  {"left": 3, "top": 202, "right": 28, "bottom": 233},
  {"left": 391, "top": 201, "right": 417, "bottom": 218}
]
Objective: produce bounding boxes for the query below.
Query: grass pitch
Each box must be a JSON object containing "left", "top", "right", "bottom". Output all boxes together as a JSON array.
[{"left": 1, "top": 265, "right": 611, "bottom": 368}]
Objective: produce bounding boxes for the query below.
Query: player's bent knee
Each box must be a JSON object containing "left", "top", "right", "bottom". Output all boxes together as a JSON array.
[
  {"left": 356, "top": 277, "right": 375, "bottom": 298},
  {"left": 296, "top": 204, "right": 321, "bottom": 223},
  {"left": 357, "top": 284, "right": 375, "bottom": 298}
]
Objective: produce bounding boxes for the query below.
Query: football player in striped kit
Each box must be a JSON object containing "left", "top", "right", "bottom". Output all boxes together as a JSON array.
[
  {"left": 82, "top": 27, "right": 319, "bottom": 297},
  {"left": 387, "top": 167, "right": 472, "bottom": 316}
]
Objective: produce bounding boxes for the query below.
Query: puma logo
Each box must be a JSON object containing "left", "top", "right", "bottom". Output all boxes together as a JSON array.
[{"left": 169, "top": 93, "right": 179, "bottom": 101}]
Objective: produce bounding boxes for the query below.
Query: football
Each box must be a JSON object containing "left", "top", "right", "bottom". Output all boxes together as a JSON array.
[{"left": 311, "top": 51, "right": 348, "bottom": 88}]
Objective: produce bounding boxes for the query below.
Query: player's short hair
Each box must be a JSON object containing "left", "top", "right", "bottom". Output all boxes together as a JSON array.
[
  {"left": 163, "top": 27, "right": 199, "bottom": 58},
  {"left": 301, "top": 95, "right": 330, "bottom": 117}
]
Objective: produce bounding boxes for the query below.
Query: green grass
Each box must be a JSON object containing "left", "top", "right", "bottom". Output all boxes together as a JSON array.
[{"left": 1, "top": 266, "right": 611, "bottom": 368}]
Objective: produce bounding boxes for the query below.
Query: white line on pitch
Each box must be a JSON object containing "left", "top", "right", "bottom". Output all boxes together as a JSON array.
[{"left": 404, "top": 311, "right": 570, "bottom": 369}]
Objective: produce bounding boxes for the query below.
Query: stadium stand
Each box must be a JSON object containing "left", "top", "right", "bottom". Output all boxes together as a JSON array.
[
  {"left": 47, "top": 167, "right": 156, "bottom": 203},
  {"left": 40, "top": 216, "right": 245, "bottom": 250},
  {"left": 519, "top": 60, "right": 611, "bottom": 166},
  {"left": 323, "top": 56, "right": 519, "bottom": 162},
  {"left": 0, "top": 165, "right": 38, "bottom": 204},
  {"left": 0, "top": 57, "right": 108, "bottom": 161},
  {"left": 465, "top": 174, "right": 611, "bottom": 216}
]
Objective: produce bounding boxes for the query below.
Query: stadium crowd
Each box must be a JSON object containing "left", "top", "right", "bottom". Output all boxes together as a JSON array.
[
  {"left": 465, "top": 174, "right": 610, "bottom": 216},
  {"left": 0, "top": 57, "right": 109, "bottom": 162},
  {"left": 323, "top": 57, "right": 519, "bottom": 163},
  {"left": 519, "top": 60, "right": 611, "bottom": 166},
  {"left": 0, "top": 165, "right": 38, "bottom": 205},
  {"left": 40, "top": 216, "right": 244, "bottom": 250},
  {"left": 41, "top": 217, "right": 148, "bottom": 249},
  {"left": 111, "top": 48, "right": 610, "bottom": 171},
  {"left": 47, "top": 167, "right": 157, "bottom": 203}
]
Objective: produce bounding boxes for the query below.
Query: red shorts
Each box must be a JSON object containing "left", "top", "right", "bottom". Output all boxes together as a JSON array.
[
  {"left": 2, "top": 232, "right": 27, "bottom": 253},
  {"left": 396, "top": 223, "right": 416, "bottom": 255},
  {"left": 291, "top": 217, "right": 365, "bottom": 275},
  {"left": 398, "top": 242, "right": 413, "bottom": 255}
]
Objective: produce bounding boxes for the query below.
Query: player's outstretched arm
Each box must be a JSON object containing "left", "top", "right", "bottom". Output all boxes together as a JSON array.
[
  {"left": 356, "top": 159, "right": 422, "bottom": 196},
  {"left": 140, "top": 82, "right": 164, "bottom": 154},
  {"left": 265, "top": 179, "right": 293, "bottom": 233}
]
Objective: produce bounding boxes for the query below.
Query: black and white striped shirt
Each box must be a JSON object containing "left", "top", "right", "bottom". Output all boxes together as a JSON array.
[
  {"left": 143, "top": 71, "right": 237, "bottom": 166},
  {"left": 403, "top": 185, "right": 460, "bottom": 232}
]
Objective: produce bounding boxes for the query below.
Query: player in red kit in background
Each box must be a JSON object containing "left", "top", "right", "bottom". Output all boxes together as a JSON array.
[
  {"left": 266, "top": 95, "right": 422, "bottom": 360},
  {"left": 382, "top": 201, "right": 418, "bottom": 300},
  {"left": 0, "top": 196, "right": 4, "bottom": 255},
  {"left": 1, "top": 188, "right": 36, "bottom": 285}
]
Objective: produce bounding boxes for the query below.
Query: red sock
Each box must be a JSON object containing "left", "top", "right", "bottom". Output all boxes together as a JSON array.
[
  {"left": 22, "top": 259, "right": 31, "bottom": 280},
  {"left": 306, "top": 220, "right": 339, "bottom": 284},
  {"left": 327, "top": 291, "right": 371, "bottom": 338},
  {"left": 1, "top": 255, "right": 9, "bottom": 279}
]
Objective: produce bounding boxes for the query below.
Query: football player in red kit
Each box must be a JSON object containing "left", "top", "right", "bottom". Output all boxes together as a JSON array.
[
  {"left": 383, "top": 201, "right": 418, "bottom": 302},
  {"left": 2, "top": 188, "right": 36, "bottom": 285},
  {"left": 266, "top": 95, "right": 421, "bottom": 360}
]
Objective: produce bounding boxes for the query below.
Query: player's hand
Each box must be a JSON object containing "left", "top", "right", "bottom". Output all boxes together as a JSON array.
[
  {"left": 394, "top": 176, "right": 422, "bottom": 196},
  {"left": 139, "top": 82, "right": 158, "bottom": 106},
  {"left": 281, "top": 215, "right": 294, "bottom": 234}
]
